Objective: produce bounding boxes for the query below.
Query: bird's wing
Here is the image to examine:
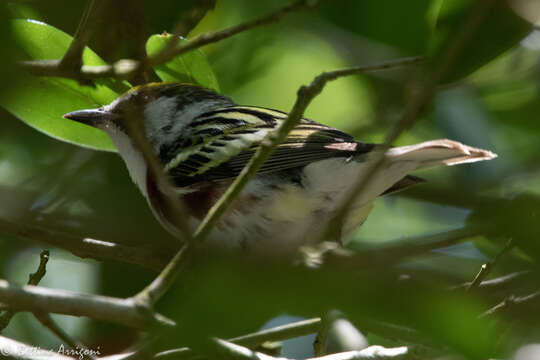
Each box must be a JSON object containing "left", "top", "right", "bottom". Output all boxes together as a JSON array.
[{"left": 165, "top": 105, "right": 374, "bottom": 186}]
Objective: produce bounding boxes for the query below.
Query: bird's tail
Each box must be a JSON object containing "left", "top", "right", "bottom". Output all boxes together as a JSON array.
[{"left": 385, "top": 139, "right": 497, "bottom": 169}]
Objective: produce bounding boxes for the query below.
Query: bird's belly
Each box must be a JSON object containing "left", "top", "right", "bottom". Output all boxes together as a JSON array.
[
  {"left": 182, "top": 157, "right": 416, "bottom": 253},
  {"left": 187, "top": 179, "right": 372, "bottom": 254}
]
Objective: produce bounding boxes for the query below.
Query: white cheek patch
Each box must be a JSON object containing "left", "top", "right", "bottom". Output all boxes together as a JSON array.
[{"left": 102, "top": 125, "right": 148, "bottom": 197}]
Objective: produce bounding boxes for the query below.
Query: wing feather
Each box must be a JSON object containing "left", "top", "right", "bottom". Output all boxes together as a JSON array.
[{"left": 166, "top": 106, "right": 374, "bottom": 186}]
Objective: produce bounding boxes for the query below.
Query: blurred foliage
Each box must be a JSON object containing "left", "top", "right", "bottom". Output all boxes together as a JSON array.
[
  {"left": 432, "top": 0, "right": 532, "bottom": 82},
  {"left": 0, "top": 0, "right": 540, "bottom": 359}
]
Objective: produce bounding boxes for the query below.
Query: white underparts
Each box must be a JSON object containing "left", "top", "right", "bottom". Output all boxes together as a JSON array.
[{"left": 102, "top": 124, "right": 148, "bottom": 197}]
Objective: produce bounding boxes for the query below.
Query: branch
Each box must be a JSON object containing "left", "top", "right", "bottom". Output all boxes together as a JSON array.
[
  {"left": 0, "top": 280, "right": 175, "bottom": 330},
  {"left": 28, "top": 250, "right": 49, "bottom": 285},
  {"left": 230, "top": 317, "right": 321, "bottom": 347},
  {"left": 329, "top": 227, "right": 480, "bottom": 269},
  {"left": 479, "top": 291, "right": 540, "bottom": 319},
  {"left": 154, "top": 318, "right": 322, "bottom": 359},
  {"left": 0, "top": 217, "right": 170, "bottom": 271},
  {"left": 208, "top": 338, "right": 412, "bottom": 360},
  {"left": 452, "top": 271, "right": 533, "bottom": 293},
  {"left": 19, "top": 60, "right": 139, "bottom": 81},
  {"left": 308, "top": 346, "right": 411, "bottom": 360}
]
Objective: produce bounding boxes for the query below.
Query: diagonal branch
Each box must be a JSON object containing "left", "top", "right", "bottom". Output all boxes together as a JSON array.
[{"left": 155, "top": 317, "right": 322, "bottom": 359}]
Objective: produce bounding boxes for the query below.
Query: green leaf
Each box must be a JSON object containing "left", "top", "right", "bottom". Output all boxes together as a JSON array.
[
  {"left": 0, "top": 19, "right": 131, "bottom": 152},
  {"left": 146, "top": 33, "right": 220, "bottom": 92},
  {"left": 431, "top": 0, "right": 532, "bottom": 83}
]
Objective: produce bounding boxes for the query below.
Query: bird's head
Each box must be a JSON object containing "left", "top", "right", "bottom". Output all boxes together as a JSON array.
[{"left": 63, "top": 83, "right": 233, "bottom": 151}]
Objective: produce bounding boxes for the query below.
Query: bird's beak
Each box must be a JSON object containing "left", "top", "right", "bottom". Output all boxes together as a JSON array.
[{"left": 63, "top": 108, "right": 117, "bottom": 128}]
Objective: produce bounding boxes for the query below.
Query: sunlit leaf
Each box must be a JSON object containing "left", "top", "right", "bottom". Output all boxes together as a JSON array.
[
  {"left": 146, "top": 33, "right": 220, "bottom": 91},
  {"left": 0, "top": 19, "right": 130, "bottom": 152}
]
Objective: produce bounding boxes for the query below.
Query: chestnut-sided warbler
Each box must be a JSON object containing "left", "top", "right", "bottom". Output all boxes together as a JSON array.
[{"left": 64, "top": 83, "right": 496, "bottom": 252}]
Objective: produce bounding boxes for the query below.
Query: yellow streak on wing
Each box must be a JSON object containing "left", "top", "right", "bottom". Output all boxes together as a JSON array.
[
  {"left": 233, "top": 106, "right": 288, "bottom": 119},
  {"left": 193, "top": 111, "right": 269, "bottom": 128}
]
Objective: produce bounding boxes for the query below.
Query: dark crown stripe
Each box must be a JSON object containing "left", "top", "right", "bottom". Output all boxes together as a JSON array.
[
  {"left": 190, "top": 116, "right": 247, "bottom": 128},
  {"left": 231, "top": 129, "right": 259, "bottom": 135}
]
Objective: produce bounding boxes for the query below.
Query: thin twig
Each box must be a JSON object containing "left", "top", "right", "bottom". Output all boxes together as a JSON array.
[
  {"left": 452, "top": 271, "right": 532, "bottom": 292},
  {"left": 0, "top": 279, "right": 175, "bottom": 329},
  {"left": 0, "top": 250, "right": 49, "bottom": 331},
  {"left": 29, "top": 250, "right": 49, "bottom": 286},
  {"left": 0, "top": 217, "right": 170, "bottom": 271},
  {"left": 19, "top": 59, "right": 139, "bottom": 81},
  {"left": 154, "top": 318, "right": 322, "bottom": 359},
  {"left": 336, "top": 227, "right": 479, "bottom": 268},
  {"left": 479, "top": 291, "right": 540, "bottom": 319},
  {"left": 466, "top": 239, "right": 514, "bottom": 292},
  {"left": 231, "top": 317, "right": 321, "bottom": 347}
]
